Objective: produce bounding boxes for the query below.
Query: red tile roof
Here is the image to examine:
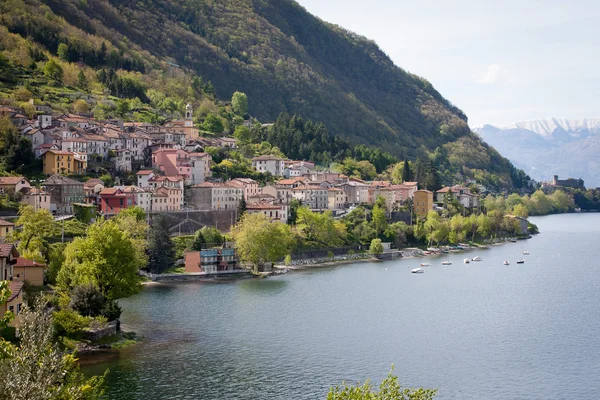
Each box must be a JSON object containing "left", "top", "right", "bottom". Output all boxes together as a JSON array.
[
  {"left": 0, "top": 176, "right": 27, "bottom": 185},
  {"left": 13, "top": 257, "right": 46, "bottom": 268},
  {"left": 137, "top": 170, "right": 154, "bottom": 175},
  {"left": 0, "top": 219, "right": 15, "bottom": 227},
  {"left": 0, "top": 244, "right": 18, "bottom": 258},
  {"left": 8, "top": 281, "right": 24, "bottom": 302}
]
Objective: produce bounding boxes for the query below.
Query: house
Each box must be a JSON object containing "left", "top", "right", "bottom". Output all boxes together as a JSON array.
[
  {"left": 24, "top": 128, "right": 45, "bottom": 151},
  {"left": 56, "top": 114, "right": 92, "bottom": 129},
  {"left": 0, "top": 219, "right": 14, "bottom": 243},
  {"left": 395, "top": 182, "right": 418, "bottom": 203},
  {"left": 61, "top": 137, "right": 88, "bottom": 154},
  {"left": 276, "top": 177, "right": 306, "bottom": 189},
  {"left": 35, "top": 143, "right": 60, "bottom": 158},
  {"left": 292, "top": 185, "right": 328, "bottom": 210},
  {"left": 414, "top": 190, "right": 434, "bottom": 217},
  {"left": 261, "top": 185, "right": 293, "bottom": 205},
  {"left": 150, "top": 190, "right": 168, "bottom": 212},
  {"left": 0, "top": 176, "right": 30, "bottom": 195},
  {"left": 43, "top": 174, "right": 85, "bottom": 213},
  {"left": 0, "top": 244, "right": 23, "bottom": 323},
  {"left": 162, "top": 103, "right": 198, "bottom": 140},
  {"left": 156, "top": 186, "right": 182, "bottom": 211},
  {"left": 549, "top": 175, "right": 585, "bottom": 190},
  {"left": 338, "top": 180, "right": 369, "bottom": 205},
  {"left": 115, "top": 149, "right": 132, "bottom": 172},
  {"left": 188, "top": 182, "right": 243, "bottom": 211},
  {"left": 436, "top": 186, "right": 480, "bottom": 209},
  {"left": 188, "top": 152, "right": 212, "bottom": 185},
  {"left": 74, "top": 132, "right": 109, "bottom": 160},
  {"left": 122, "top": 186, "right": 152, "bottom": 212},
  {"left": 42, "top": 150, "right": 87, "bottom": 175},
  {"left": 152, "top": 148, "right": 193, "bottom": 181},
  {"left": 148, "top": 176, "right": 185, "bottom": 207},
  {"left": 20, "top": 187, "right": 51, "bottom": 211},
  {"left": 127, "top": 130, "right": 152, "bottom": 161},
  {"left": 13, "top": 257, "right": 46, "bottom": 286},
  {"left": 99, "top": 187, "right": 135, "bottom": 214},
  {"left": 136, "top": 170, "right": 156, "bottom": 188},
  {"left": 246, "top": 202, "right": 286, "bottom": 222},
  {"left": 327, "top": 187, "right": 346, "bottom": 210},
  {"left": 83, "top": 178, "right": 105, "bottom": 205},
  {"left": 229, "top": 178, "right": 261, "bottom": 200},
  {"left": 214, "top": 137, "right": 238, "bottom": 149},
  {"left": 184, "top": 248, "right": 238, "bottom": 273},
  {"left": 251, "top": 155, "right": 286, "bottom": 176}
]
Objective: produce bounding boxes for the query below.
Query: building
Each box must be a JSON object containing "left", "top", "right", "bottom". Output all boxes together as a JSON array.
[
  {"left": 550, "top": 175, "right": 585, "bottom": 190},
  {"left": 184, "top": 248, "right": 238, "bottom": 273},
  {"left": 114, "top": 149, "right": 132, "bottom": 172},
  {"left": 0, "top": 219, "right": 14, "bottom": 243},
  {"left": 156, "top": 186, "right": 182, "bottom": 211},
  {"left": 414, "top": 190, "right": 434, "bottom": 217},
  {"left": 122, "top": 186, "right": 152, "bottom": 212},
  {"left": 99, "top": 187, "right": 135, "bottom": 214},
  {"left": 246, "top": 202, "right": 285, "bottom": 222},
  {"left": 436, "top": 185, "right": 480, "bottom": 209},
  {"left": 13, "top": 257, "right": 46, "bottom": 286},
  {"left": 338, "top": 180, "right": 369, "bottom": 205},
  {"left": 136, "top": 170, "right": 156, "bottom": 188},
  {"left": 0, "top": 176, "right": 30, "bottom": 195},
  {"left": 229, "top": 178, "right": 261, "bottom": 200},
  {"left": 43, "top": 174, "right": 85, "bottom": 213},
  {"left": 20, "top": 187, "right": 51, "bottom": 211},
  {"left": 188, "top": 182, "right": 244, "bottom": 211},
  {"left": 251, "top": 155, "right": 286, "bottom": 176},
  {"left": 151, "top": 190, "right": 169, "bottom": 212},
  {"left": 262, "top": 185, "right": 293, "bottom": 205},
  {"left": 188, "top": 152, "right": 212, "bottom": 185},
  {"left": 152, "top": 148, "right": 206, "bottom": 184},
  {"left": 292, "top": 185, "right": 328, "bottom": 210},
  {"left": 283, "top": 161, "right": 315, "bottom": 178},
  {"left": 0, "top": 244, "right": 23, "bottom": 323},
  {"left": 327, "top": 188, "right": 346, "bottom": 210},
  {"left": 42, "top": 150, "right": 87, "bottom": 175},
  {"left": 83, "top": 178, "right": 105, "bottom": 205}
]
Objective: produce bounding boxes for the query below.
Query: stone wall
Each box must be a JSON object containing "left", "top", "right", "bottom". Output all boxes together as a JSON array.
[{"left": 82, "top": 321, "right": 117, "bottom": 341}]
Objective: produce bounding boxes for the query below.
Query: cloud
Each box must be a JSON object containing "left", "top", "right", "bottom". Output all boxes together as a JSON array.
[{"left": 476, "top": 64, "right": 510, "bottom": 84}]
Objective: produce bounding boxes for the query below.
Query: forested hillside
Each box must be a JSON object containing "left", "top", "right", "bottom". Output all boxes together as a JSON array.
[{"left": 0, "top": 0, "right": 528, "bottom": 189}]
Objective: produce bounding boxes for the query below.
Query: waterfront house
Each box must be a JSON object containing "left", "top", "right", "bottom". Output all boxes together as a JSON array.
[
  {"left": 414, "top": 190, "right": 434, "bottom": 217},
  {"left": 0, "top": 219, "right": 14, "bottom": 243},
  {"left": 184, "top": 248, "right": 238, "bottom": 273}
]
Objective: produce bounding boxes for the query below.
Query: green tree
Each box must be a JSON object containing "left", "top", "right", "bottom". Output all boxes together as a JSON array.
[
  {"left": 288, "top": 198, "right": 301, "bottom": 224},
  {"left": 57, "top": 43, "right": 69, "bottom": 61},
  {"left": 0, "top": 298, "right": 106, "bottom": 399},
  {"left": 513, "top": 203, "right": 529, "bottom": 218},
  {"left": 77, "top": 70, "right": 88, "bottom": 90},
  {"left": 99, "top": 173, "right": 113, "bottom": 187},
  {"left": 296, "top": 207, "right": 346, "bottom": 247},
  {"left": 371, "top": 204, "right": 387, "bottom": 236},
  {"left": 369, "top": 238, "right": 384, "bottom": 255},
  {"left": 73, "top": 99, "right": 89, "bottom": 114},
  {"left": 43, "top": 59, "right": 63, "bottom": 81},
  {"left": 114, "top": 207, "right": 149, "bottom": 264},
  {"left": 191, "top": 229, "right": 205, "bottom": 251},
  {"left": 57, "top": 219, "right": 143, "bottom": 300},
  {"left": 233, "top": 125, "right": 252, "bottom": 143},
  {"left": 0, "top": 116, "right": 34, "bottom": 173},
  {"left": 199, "top": 226, "right": 224, "bottom": 246},
  {"left": 237, "top": 197, "right": 247, "bottom": 221},
  {"left": 231, "top": 91, "right": 248, "bottom": 116},
  {"left": 327, "top": 368, "right": 436, "bottom": 400},
  {"left": 231, "top": 213, "right": 295, "bottom": 270},
  {"left": 69, "top": 284, "right": 106, "bottom": 317},
  {"left": 46, "top": 242, "right": 66, "bottom": 285},
  {"left": 202, "top": 114, "right": 224, "bottom": 133},
  {"left": 116, "top": 99, "right": 130, "bottom": 117},
  {"left": 401, "top": 159, "right": 413, "bottom": 182},
  {"left": 9, "top": 205, "right": 56, "bottom": 262},
  {"left": 146, "top": 214, "right": 175, "bottom": 274}
]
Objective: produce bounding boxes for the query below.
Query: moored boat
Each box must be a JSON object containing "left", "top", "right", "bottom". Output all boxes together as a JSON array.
[
  {"left": 442, "top": 261, "right": 452, "bottom": 265},
  {"left": 463, "top": 258, "right": 470, "bottom": 264},
  {"left": 411, "top": 267, "right": 425, "bottom": 274},
  {"left": 516, "top": 259, "right": 525, "bottom": 264},
  {"left": 523, "top": 251, "right": 530, "bottom": 255},
  {"left": 472, "top": 256, "right": 482, "bottom": 261},
  {"left": 503, "top": 260, "right": 510, "bottom": 265},
  {"left": 420, "top": 262, "right": 431, "bottom": 267}
]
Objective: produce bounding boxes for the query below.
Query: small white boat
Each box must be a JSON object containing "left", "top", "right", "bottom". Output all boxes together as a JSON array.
[
  {"left": 442, "top": 261, "right": 452, "bottom": 266},
  {"left": 420, "top": 262, "right": 431, "bottom": 267},
  {"left": 503, "top": 261, "right": 510, "bottom": 265},
  {"left": 523, "top": 251, "right": 530, "bottom": 255},
  {"left": 411, "top": 268, "right": 425, "bottom": 274},
  {"left": 516, "top": 259, "right": 525, "bottom": 264},
  {"left": 472, "top": 256, "right": 482, "bottom": 261},
  {"left": 463, "top": 258, "right": 470, "bottom": 264}
]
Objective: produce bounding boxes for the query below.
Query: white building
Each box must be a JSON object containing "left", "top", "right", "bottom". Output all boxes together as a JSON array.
[
  {"left": 188, "top": 152, "right": 212, "bottom": 185},
  {"left": 115, "top": 149, "right": 132, "bottom": 172},
  {"left": 251, "top": 155, "right": 286, "bottom": 177},
  {"left": 189, "top": 182, "right": 244, "bottom": 211},
  {"left": 292, "top": 185, "right": 328, "bottom": 210}
]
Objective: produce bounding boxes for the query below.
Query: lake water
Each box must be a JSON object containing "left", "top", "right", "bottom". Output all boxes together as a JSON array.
[{"left": 83, "top": 213, "right": 600, "bottom": 399}]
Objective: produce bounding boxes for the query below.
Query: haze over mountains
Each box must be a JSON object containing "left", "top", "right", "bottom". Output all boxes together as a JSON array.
[{"left": 475, "top": 118, "right": 600, "bottom": 187}]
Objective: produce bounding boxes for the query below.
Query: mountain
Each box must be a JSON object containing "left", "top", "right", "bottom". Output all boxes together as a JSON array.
[
  {"left": 475, "top": 118, "right": 600, "bottom": 187},
  {"left": 0, "top": 0, "right": 525, "bottom": 189}
]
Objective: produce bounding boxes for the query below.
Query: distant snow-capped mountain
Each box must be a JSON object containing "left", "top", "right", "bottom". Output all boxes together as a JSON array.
[{"left": 474, "top": 118, "right": 600, "bottom": 187}]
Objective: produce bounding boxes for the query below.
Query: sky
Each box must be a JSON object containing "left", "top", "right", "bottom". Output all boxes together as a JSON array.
[{"left": 296, "top": 0, "right": 600, "bottom": 127}]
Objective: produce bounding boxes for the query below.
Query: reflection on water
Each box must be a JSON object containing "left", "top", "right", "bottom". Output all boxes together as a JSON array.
[{"left": 85, "top": 213, "right": 600, "bottom": 400}]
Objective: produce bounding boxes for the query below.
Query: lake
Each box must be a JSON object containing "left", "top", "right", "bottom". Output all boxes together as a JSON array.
[{"left": 83, "top": 213, "right": 600, "bottom": 399}]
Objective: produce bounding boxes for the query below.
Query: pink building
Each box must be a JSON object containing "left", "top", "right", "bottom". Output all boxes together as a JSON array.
[
  {"left": 152, "top": 149, "right": 192, "bottom": 180},
  {"left": 229, "top": 178, "right": 261, "bottom": 200}
]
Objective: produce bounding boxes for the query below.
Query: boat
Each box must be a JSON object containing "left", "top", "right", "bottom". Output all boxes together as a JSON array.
[
  {"left": 442, "top": 261, "right": 452, "bottom": 266},
  {"left": 503, "top": 261, "right": 510, "bottom": 265},
  {"left": 420, "top": 262, "right": 431, "bottom": 267},
  {"left": 510, "top": 239, "right": 517, "bottom": 243},
  {"left": 463, "top": 258, "right": 470, "bottom": 264},
  {"left": 516, "top": 259, "right": 525, "bottom": 264},
  {"left": 472, "top": 256, "right": 482, "bottom": 261},
  {"left": 523, "top": 251, "right": 530, "bottom": 255},
  {"left": 411, "top": 268, "right": 425, "bottom": 274}
]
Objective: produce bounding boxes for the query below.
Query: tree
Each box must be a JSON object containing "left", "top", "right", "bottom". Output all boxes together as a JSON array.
[
  {"left": 0, "top": 116, "right": 34, "bottom": 173},
  {"left": 99, "top": 173, "right": 113, "bottom": 187},
  {"left": 288, "top": 198, "right": 301, "bottom": 225},
  {"left": 77, "top": 70, "right": 88, "bottom": 90},
  {"left": 369, "top": 238, "right": 384, "bottom": 255},
  {"left": 114, "top": 207, "right": 149, "bottom": 264},
  {"left": 233, "top": 125, "right": 252, "bottom": 143},
  {"left": 231, "top": 213, "right": 295, "bottom": 270},
  {"left": 9, "top": 205, "right": 55, "bottom": 261},
  {"left": 513, "top": 203, "right": 529, "bottom": 218},
  {"left": 371, "top": 204, "right": 387, "bottom": 236},
  {"left": 69, "top": 284, "right": 105, "bottom": 317},
  {"left": 296, "top": 207, "right": 345, "bottom": 247},
  {"left": 116, "top": 99, "right": 130, "bottom": 117},
  {"left": 191, "top": 229, "right": 205, "bottom": 251},
  {"left": 146, "top": 214, "right": 175, "bottom": 274},
  {"left": 199, "top": 226, "right": 224, "bottom": 246},
  {"left": 237, "top": 197, "right": 247, "bottom": 221},
  {"left": 0, "top": 298, "right": 106, "bottom": 399},
  {"left": 43, "top": 59, "right": 63, "bottom": 81},
  {"left": 401, "top": 159, "right": 413, "bottom": 182},
  {"left": 57, "top": 219, "right": 143, "bottom": 300},
  {"left": 73, "top": 99, "right": 89, "bottom": 114},
  {"left": 231, "top": 91, "right": 248, "bottom": 116},
  {"left": 327, "top": 368, "right": 436, "bottom": 400},
  {"left": 202, "top": 114, "right": 224, "bottom": 133},
  {"left": 57, "top": 43, "right": 69, "bottom": 61}
]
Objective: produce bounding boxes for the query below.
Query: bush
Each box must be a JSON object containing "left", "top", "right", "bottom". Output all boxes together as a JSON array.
[
  {"left": 284, "top": 254, "right": 292, "bottom": 266},
  {"left": 327, "top": 251, "right": 334, "bottom": 259},
  {"left": 52, "top": 309, "right": 91, "bottom": 339},
  {"left": 101, "top": 299, "right": 122, "bottom": 321},
  {"left": 369, "top": 238, "right": 384, "bottom": 255},
  {"left": 69, "top": 284, "right": 105, "bottom": 317}
]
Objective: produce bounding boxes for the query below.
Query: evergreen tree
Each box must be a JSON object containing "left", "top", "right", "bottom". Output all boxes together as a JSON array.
[
  {"left": 414, "top": 157, "right": 425, "bottom": 188},
  {"left": 425, "top": 163, "right": 442, "bottom": 192},
  {"left": 401, "top": 158, "right": 413, "bottom": 182},
  {"left": 191, "top": 229, "right": 205, "bottom": 251},
  {"left": 77, "top": 70, "right": 88, "bottom": 90},
  {"left": 146, "top": 214, "right": 175, "bottom": 274},
  {"left": 237, "top": 197, "right": 247, "bottom": 221}
]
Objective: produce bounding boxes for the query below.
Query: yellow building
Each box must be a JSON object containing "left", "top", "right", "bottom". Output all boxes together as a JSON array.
[
  {"left": 42, "top": 150, "right": 87, "bottom": 175},
  {"left": 13, "top": 257, "right": 46, "bottom": 286},
  {"left": 0, "top": 219, "right": 14, "bottom": 243},
  {"left": 414, "top": 189, "right": 434, "bottom": 217}
]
